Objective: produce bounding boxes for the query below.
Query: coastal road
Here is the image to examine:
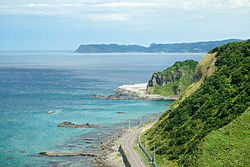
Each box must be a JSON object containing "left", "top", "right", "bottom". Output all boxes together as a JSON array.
[{"left": 123, "top": 122, "right": 155, "bottom": 167}]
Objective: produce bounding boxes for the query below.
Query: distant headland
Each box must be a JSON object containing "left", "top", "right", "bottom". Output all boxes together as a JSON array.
[{"left": 75, "top": 39, "right": 242, "bottom": 53}]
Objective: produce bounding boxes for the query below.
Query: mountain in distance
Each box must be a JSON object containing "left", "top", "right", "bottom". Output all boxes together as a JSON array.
[{"left": 74, "top": 39, "right": 243, "bottom": 53}]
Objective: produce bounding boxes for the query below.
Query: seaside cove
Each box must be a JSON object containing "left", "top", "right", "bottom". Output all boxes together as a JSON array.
[{"left": 0, "top": 52, "right": 204, "bottom": 166}]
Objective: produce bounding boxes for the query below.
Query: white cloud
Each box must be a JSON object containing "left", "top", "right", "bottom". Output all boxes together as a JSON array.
[
  {"left": 88, "top": 14, "right": 127, "bottom": 22},
  {"left": 94, "top": 2, "right": 156, "bottom": 8},
  {"left": 228, "top": 0, "right": 250, "bottom": 8},
  {"left": 0, "top": 0, "right": 249, "bottom": 23},
  {"left": 25, "top": 3, "right": 52, "bottom": 7}
]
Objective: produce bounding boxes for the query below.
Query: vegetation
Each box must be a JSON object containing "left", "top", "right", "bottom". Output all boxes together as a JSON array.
[
  {"left": 196, "top": 107, "right": 250, "bottom": 167},
  {"left": 74, "top": 39, "right": 242, "bottom": 53},
  {"left": 135, "top": 136, "right": 153, "bottom": 167},
  {"left": 171, "top": 52, "right": 217, "bottom": 109},
  {"left": 147, "top": 60, "right": 198, "bottom": 96},
  {"left": 142, "top": 39, "right": 250, "bottom": 166}
]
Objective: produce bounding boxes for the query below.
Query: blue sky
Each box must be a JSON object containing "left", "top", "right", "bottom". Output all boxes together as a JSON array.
[{"left": 0, "top": 0, "right": 249, "bottom": 50}]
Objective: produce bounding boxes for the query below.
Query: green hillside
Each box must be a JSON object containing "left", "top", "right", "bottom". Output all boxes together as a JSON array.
[
  {"left": 147, "top": 60, "right": 198, "bottom": 96},
  {"left": 141, "top": 39, "right": 250, "bottom": 166},
  {"left": 196, "top": 107, "right": 250, "bottom": 167}
]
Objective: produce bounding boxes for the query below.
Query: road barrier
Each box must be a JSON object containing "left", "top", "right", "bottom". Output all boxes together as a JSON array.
[{"left": 138, "top": 133, "right": 159, "bottom": 167}]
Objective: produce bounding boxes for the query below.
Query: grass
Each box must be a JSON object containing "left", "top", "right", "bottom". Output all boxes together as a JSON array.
[
  {"left": 140, "top": 131, "right": 178, "bottom": 167},
  {"left": 114, "top": 153, "right": 121, "bottom": 159},
  {"left": 134, "top": 135, "right": 153, "bottom": 167},
  {"left": 148, "top": 60, "right": 198, "bottom": 97},
  {"left": 171, "top": 53, "right": 217, "bottom": 109},
  {"left": 196, "top": 108, "right": 250, "bottom": 167}
]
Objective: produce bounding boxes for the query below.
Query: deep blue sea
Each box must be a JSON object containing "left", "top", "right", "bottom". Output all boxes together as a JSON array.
[{"left": 0, "top": 51, "right": 205, "bottom": 167}]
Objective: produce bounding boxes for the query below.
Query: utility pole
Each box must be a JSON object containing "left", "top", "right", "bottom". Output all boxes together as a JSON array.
[
  {"left": 163, "top": 158, "right": 166, "bottom": 167},
  {"left": 129, "top": 121, "right": 130, "bottom": 131}
]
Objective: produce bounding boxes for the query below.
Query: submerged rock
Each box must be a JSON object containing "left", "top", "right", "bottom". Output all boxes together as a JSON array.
[
  {"left": 116, "top": 112, "right": 125, "bottom": 114},
  {"left": 92, "top": 95, "right": 106, "bottom": 98},
  {"left": 57, "top": 122, "right": 98, "bottom": 128}
]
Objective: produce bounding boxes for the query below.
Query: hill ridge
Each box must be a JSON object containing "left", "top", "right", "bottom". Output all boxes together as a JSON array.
[{"left": 75, "top": 39, "right": 242, "bottom": 53}]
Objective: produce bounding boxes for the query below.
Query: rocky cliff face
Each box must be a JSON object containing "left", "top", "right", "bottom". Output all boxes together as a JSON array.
[
  {"left": 148, "top": 70, "right": 185, "bottom": 95},
  {"left": 147, "top": 60, "right": 198, "bottom": 96}
]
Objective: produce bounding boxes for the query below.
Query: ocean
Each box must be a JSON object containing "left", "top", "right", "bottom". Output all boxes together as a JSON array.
[{"left": 0, "top": 51, "right": 205, "bottom": 166}]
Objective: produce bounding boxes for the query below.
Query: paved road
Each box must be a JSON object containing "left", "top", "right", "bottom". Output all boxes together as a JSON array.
[{"left": 123, "top": 123, "right": 155, "bottom": 167}]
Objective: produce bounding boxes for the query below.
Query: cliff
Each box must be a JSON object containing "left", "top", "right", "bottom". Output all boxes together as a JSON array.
[
  {"left": 146, "top": 60, "right": 198, "bottom": 96},
  {"left": 74, "top": 39, "right": 242, "bottom": 53},
  {"left": 141, "top": 39, "right": 250, "bottom": 167}
]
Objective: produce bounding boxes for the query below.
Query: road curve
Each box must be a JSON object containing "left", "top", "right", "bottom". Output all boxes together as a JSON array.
[
  {"left": 123, "top": 127, "right": 146, "bottom": 167},
  {"left": 123, "top": 122, "right": 155, "bottom": 167}
]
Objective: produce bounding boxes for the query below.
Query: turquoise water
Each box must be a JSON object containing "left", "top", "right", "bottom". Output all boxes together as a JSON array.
[{"left": 0, "top": 51, "right": 205, "bottom": 166}]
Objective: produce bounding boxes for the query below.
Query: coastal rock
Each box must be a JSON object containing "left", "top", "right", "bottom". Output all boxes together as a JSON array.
[
  {"left": 104, "top": 133, "right": 111, "bottom": 135},
  {"left": 115, "top": 83, "right": 178, "bottom": 100},
  {"left": 116, "top": 112, "right": 125, "bottom": 114},
  {"left": 39, "top": 151, "right": 98, "bottom": 157},
  {"left": 47, "top": 111, "right": 56, "bottom": 114},
  {"left": 83, "top": 137, "right": 102, "bottom": 141},
  {"left": 57, "top": 122, "right": 98, "bottom": 128},
  {"left": 87, "top": 145, "right": 99, "bottom": 149},
  {"left": 93, "top": 83, "right": 178, "bottom": 101},
  {"left": 85, "top": 141, "right": 93, "bottom": 144},
  {"left": 92, "top": 95, "right": 106, "bottom": 98}
]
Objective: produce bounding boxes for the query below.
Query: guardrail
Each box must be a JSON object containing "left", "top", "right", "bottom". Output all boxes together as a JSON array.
[{"left": 138, "top": 132, "right": 159, "bottom": 167}]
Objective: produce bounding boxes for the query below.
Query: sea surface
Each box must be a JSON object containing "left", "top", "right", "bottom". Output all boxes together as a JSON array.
[{"left": 0, "top": 51, "right": 205, "bottom": 167}]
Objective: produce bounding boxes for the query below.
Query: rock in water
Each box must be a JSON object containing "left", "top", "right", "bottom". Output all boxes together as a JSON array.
[
  {"left": 39, "top": 151, "right": 98, "bottom": 157},
  {"left": 116, "top": 112, "right": 125, "bottom": 114},
  {"left": 57, "top": 122, "right": 98, "bottom": 128}
]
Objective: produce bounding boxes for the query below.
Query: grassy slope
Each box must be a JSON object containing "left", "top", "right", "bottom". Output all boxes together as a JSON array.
[
  {"left": 143, "top": 40, "right": 250, "bottom": 167},
  {"left": 147, "top": 60, "right": 198, "bottom": 96},
  {"left": 171, "top": 53, "right": 217, "bottom": 109},
  {"left": 197, "top": 107, "right": 250, "bottom": 167}
]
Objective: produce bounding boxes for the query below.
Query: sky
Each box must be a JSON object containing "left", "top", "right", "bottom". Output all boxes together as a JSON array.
[{"left": 0, "top": 0, "right": 249, "bottom": 50}]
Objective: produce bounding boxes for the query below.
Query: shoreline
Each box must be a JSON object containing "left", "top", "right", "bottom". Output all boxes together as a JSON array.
[
  {"left": 92, "top": 128, "right": 128, "bottom": 167},
  {"left": 93, "top": 83, "right": 178, "bottom": 101},
  {"left": 37, "top": 113, "right": 163, "bottom": 167},
  {"left": 93, "top": 120, "right": 158, "bottom": 167}
]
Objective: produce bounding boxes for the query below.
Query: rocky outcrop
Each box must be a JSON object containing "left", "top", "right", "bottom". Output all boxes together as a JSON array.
[
  {"left": 83, "top": 137, "right": 102, "bottom": 141},
  {"left": 147, "top": 60, "right": 198, "bottom": 96},
  {"left": 148, "top": 72, "right": 176, "bottom": 87},
  {"left": 114, "top": 83, "right": 177, "bottom": 100},
  {"left": 115, "top": 83, "right": 148, "bottom": 97},
  {"left": 39, "top": 151, "right": 98, "bottom": 157},
  {"left": 92, "top": 83, "right": 178, "bottom": 101},
  {"left": 57, "top": 122, "right": 98, "bottom": 128}
]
